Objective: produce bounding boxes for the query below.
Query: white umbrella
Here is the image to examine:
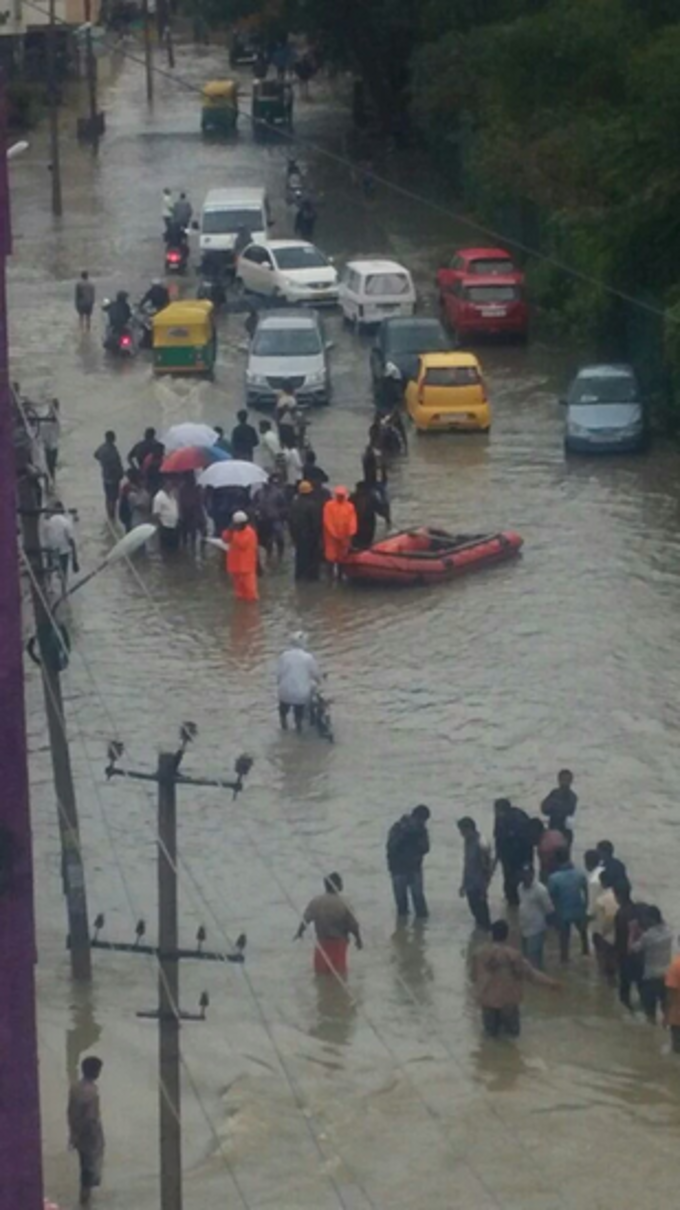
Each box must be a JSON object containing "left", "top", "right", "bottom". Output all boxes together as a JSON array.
[
  {"left": 198, "top": 461, "right": 268, "bottom": 490},
  {"left": 163, "top": 422, "right": 219, "bottom": 452}
]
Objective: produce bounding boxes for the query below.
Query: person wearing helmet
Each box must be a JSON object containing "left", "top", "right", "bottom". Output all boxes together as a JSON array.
[
  {"left": 106, "top": 290, "right": 131, "bottom": 336},
  {"left": 276, "top": 631, "right": 320, "bottom": 732},
  {"left": 322, "top": 486, "right": 357, "bottom": 577},
  {"left": 140, "top": 279, "right": 170, "bottom": 312},
  {"left": 221, "top": 510, "right": 260, "bottom": 601}
]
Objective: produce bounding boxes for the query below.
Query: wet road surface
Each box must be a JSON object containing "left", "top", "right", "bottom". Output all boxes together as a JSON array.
[{"left": 11, "top": 36, "right": 680, "bottom": 1210}]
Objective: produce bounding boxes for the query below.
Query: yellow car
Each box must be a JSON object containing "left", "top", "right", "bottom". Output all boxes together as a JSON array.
[{"left": 405, "top": 352, "right": 491, "bottom": 432}]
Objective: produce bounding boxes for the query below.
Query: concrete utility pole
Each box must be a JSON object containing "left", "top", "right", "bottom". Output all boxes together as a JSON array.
[
  {"left": 142, "top": 0, "right": 154, "bottom": 104},
  {"left": 47, "top": 0, "right": 63, "bottom": 215},
  {"left": 0, "top": 72, "right": 45, "bottom": 1210},
  {"left": 20, "top": 493, "right": 92, "bottom": 982},
  {"left": 83, "top": 0, "right": 100, "bottom": 147},
  {"left": 99, "top": 730, "right": 252, "bottom": 1210}
]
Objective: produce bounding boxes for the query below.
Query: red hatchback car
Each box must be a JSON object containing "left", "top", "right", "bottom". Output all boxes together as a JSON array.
[{"left": 437, "top": 246, "right": 528, "bottom": 340}]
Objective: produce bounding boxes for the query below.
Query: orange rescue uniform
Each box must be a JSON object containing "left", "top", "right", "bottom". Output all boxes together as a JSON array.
[
  {"left": 323, "top": 496, "right": 357, "bottom": 564},
  {"left": 222, "top": 525, "right": 259, "bottom": 601}
]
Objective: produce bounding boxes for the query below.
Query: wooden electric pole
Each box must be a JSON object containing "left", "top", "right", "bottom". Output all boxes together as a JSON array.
[
  {"left": 19, "top": 484, "right": 91, "bottom": 981},
  {"left": 142, "top": 0, "right": 154, "bottom": 104},
  {"left": 97, "top": 731, "right": 252, "bottom": 1210},
  {"left": 47, "top": 0, "right": 62, "bottom": 216}
]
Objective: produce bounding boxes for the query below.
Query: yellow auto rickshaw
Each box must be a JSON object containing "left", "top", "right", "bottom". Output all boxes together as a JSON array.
[
  {"left": 152, "top": 301, "right": 216, "bottom": 378},
  {"left": 201, "top": 80, "right": 239, "bottom": 135}
]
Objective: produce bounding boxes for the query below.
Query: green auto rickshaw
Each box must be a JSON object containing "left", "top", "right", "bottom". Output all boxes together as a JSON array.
[{"left": 201, "top": 80, "right": 239, "bottom": 135}]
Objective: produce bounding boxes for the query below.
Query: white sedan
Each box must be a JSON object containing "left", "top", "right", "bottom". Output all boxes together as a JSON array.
[{"left": 236, "top": 239, "right": 339, "bottom": 305}]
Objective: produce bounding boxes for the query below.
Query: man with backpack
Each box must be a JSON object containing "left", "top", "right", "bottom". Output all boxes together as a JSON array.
[{"left": 386, "top": 805, "right": 431, "bottom": 920}]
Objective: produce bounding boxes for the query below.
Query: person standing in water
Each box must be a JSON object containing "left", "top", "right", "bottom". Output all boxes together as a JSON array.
[
  {"left": 474, "top": 920, "right": 559, "bottom": 1039},
  {"left": 457, "top": 816, "right": 493, "bottom": 931},
  {"left": 67, "top": 1055, "right": 105, "bottom": 1206},
  {"left": 296, "top": 873, "right": 363, "bottom": 977},
  {"left": 222, "top": 510, "right": 259, "bottom": 601},
  {"left": 541, "top": 768, "right": 577, "bottom": 834},
  {"left": 386, "top": 805, "right": 431, "bottom": 920}
]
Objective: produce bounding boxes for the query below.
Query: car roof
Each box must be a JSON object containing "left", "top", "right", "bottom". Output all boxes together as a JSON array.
[
  {"left": 419, "top": 352, "right": 480, "bottom": 368},
  {"left": 345, "top": 258, "right": 410, "bottom": 273},
  {"left": 256, "top": 311, "right": 320, "bottom": 329},
  {"left": 457, "top": 246, "right": 513, "bottom": 259},
  {"left": 576, "top": 363, "right": 635, "bottom": 378},
  {"left": 203, "top": 187, "right": 266, "bottom": 206}
]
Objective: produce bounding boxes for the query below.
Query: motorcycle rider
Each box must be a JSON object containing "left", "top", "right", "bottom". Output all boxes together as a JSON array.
[
  {"left": 105, "top": 290, "right": 132, "bottom": 339},
  {"left": 294, "top": 197, "right": 317, "bottom": 242},
  {"left": 233, "top": 224, "right": 253, "bottom": 260},
  {"left": 140, "top": 279, "right": 170, "bottom": 312}
]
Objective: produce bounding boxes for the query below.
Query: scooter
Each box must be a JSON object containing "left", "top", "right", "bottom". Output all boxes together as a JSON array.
[
  {"left": 165, "top": 241, "right": 189, "bottom": 274},
  {"left": 101, "top": 301, "right": 137, "bottom": 356}
]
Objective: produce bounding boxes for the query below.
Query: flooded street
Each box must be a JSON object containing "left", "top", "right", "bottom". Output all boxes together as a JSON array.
[{"left": 12, "top": 37, "right": 680, "bottom": 1210}]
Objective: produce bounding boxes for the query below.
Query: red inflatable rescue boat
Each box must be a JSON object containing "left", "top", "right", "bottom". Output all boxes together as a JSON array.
[{"left": 341, "top": 527, "right": 523, "bottom": 586}]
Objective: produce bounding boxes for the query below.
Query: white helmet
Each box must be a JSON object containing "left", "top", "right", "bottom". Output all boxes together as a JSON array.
[
  {"left": 290, "top": 630, "right": 307, "bottom": 648},
  {"left": 384, "top": 361, "right": 402, "bottom": 380}
]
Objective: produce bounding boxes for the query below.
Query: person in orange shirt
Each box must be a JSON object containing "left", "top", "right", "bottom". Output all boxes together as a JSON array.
[
  {"left": 664, "top": 946, "right": 680, "bottom": 1054},
  {"left": 322, "top": 486, "right": 357, "bottom": 577},
  {"left": 222, "top": 510, "right": 259, "bottom": 601}
]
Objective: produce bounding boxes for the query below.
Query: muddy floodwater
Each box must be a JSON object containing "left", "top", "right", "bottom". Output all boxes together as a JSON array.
[{"left": 12, "top": 36, "right": 680, "bottom": 1210}]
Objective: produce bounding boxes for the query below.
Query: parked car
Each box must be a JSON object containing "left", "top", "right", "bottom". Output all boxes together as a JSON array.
[
  {"left": 236, "top": 240, "right": 339, "bottom": 305},
  {"left": 562, "top": 364, "right": 648, "bottom": 454},
  {"left": 338, "top": 258, "right": 416, "bottom": 328},
  {"left": 405, "top": 352, "right": 491, "bottom": 433},
  {"left": 370, "top": 316, "right": 453, "bottom": 395},
  {"left": 437, "top": 246, "right": 527, "bottom": 340},
  {"left": 245, "top": 311, "right": 331, "bottom": 409},
  {"left": 438, "top": 246, "right": 518, "bottom": 283}
]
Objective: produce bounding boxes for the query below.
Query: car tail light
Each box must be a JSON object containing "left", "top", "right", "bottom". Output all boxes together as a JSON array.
[
  {"left": 120, "top": 334, "right": 132, "bottom": 348},
  {"left": 168, "top": 251, "right": 180, "bottom": 264}
]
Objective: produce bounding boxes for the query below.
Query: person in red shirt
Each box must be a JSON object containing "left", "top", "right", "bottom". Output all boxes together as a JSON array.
[
  {"left": 222, "top": 511, "right": 259, "bottom": 601},
  {"left": 322, "top": 486, "right": 357, "bottom": 576}
]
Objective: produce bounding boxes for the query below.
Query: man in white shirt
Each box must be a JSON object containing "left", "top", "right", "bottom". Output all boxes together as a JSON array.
[
  {"left": 42, "top": 501, "right": 78, "bottom": 589},
  {"left": 276, "top": 631, "right": 320, "bottom": 732},
  {"left": 518, "top": 865, "right": 553, "bottom": 970},
  {"left": 258, "top": 419, "right": 283, "bottom": 474},
  {"left": 152, "top": 481, "right": 180, "bottom": 553}
]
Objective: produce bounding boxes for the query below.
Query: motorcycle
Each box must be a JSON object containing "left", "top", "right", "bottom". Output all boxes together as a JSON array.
[
  {"left": 165, "top": 241, "right": 189, "bottom": 274},
  {"left": 102, "top": 300, "right": 137, "bottom": 357},
  {"left": 309, "top": 684, "right": 334, "bottom": 743}
]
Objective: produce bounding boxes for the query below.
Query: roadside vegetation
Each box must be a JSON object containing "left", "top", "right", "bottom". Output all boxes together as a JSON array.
[{"left": 190, "top": 0, "right": 680, "bottom": 420}]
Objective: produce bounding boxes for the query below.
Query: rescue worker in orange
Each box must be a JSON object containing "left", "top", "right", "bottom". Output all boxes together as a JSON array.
[
  {"left": 222, "top": 510, "right": 260, "bottom": 601},
  {"left": 322, "top": 486, "right": 357, "bottom": 577}
]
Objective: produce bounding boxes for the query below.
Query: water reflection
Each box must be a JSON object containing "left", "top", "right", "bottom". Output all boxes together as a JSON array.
[
  {"left": 471, "top": 1038, "right": 531, "bottom": 1093},
  {"left": 389, "top": 922, "right": 434, "bottom": 1008},
  {"left": 308, "top": 975, "right": 358, "bottom": 1048}
]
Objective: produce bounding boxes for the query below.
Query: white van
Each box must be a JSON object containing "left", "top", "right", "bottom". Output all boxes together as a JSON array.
[
  {"left": 198, "top": 187, "right": 270, "bottom": 265},
  {"left": 338, "top": 258, "right": 416, "bottom": 327}
]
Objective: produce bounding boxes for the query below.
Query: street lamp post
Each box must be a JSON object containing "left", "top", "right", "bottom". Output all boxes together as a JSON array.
[{"left": 0, "top": 73, "right": 44, "bottom": 1210}]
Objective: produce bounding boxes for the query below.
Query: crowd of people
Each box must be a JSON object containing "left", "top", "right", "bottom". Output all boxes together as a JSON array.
[
  {"left": 298, "top": 771, "right": 680, "bottom": 1047},
  {"left": 85, "top": 384, "right": 404, "bottom": 600}
]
